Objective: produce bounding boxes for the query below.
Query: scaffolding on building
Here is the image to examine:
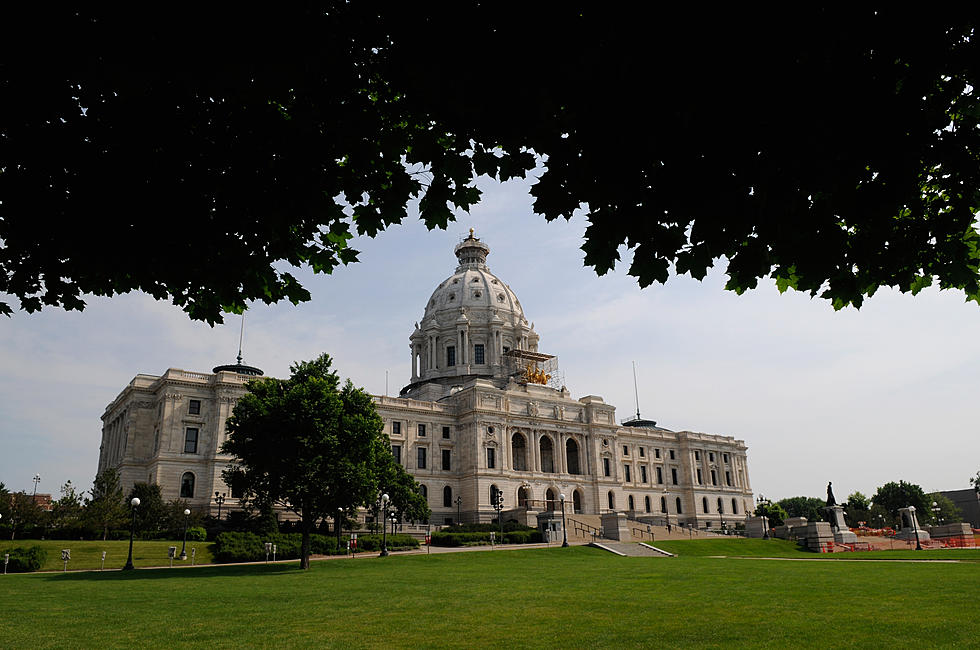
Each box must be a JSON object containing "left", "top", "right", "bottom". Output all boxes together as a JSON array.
[{"left": 503, "top": 349, "right": 564, "bottom": 390}]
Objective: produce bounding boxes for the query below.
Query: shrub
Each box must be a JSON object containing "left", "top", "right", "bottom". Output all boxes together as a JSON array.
[
  {"left": 213, "top": 532, "right": 342, "bottom": 563},
  {"left": 431, "top": 529, "right": 542, "bottom": 546},
  {"left": 1, "top": 545, "right": 48, "bottom": 572},
  {"left": 185, "top": 526, "right": 207, "bottom": 542}
]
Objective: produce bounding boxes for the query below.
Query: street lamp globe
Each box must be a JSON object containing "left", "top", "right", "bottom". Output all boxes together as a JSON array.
[
  {"left": 131, "top": 497, "right": 141, "bottom": 507},
  {"left": 184, "top": 508, "right": 191, "bottom": 516}
]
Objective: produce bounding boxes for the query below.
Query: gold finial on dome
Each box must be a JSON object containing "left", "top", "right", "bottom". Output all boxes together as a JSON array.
[{"left": 469, "top": 227, "right": 475, "bottom": 238}]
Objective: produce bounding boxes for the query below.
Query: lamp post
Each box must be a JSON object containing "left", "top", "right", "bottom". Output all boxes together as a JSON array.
[
  {"left": 492, "top": 489, "right": 504, "bottom": 539},
  {"left": 31, "top": 474, "right": 41, "bottom": 499},
  {"left": 214, "top": 492, "right": 226, "bottom": 520},
  {"left": 455, "top": 495, "right": 462, "bottom": 526},
  {"left": 559, "top": 493, "right": 569, "bottom": 547},
  {"left": 336, "top": 507, "right": 343, "bottom": 551},
  {"left": 380, "top": 493, "right": 390, "bottom": 557},
  {"left": 179, "top": 508, "right": 191, "bottom": 560},
  {"left": 909, "top": 505, "right": 922, "bottom": 551},
  {"left": 757, "top": 495, "right": 771, "bottom": 540},
  {"left": 931, "top": 501, "right": 942, "bottom": 527},
  {"left": 122, "top": 497, "right": 141, "bottom": 570}
]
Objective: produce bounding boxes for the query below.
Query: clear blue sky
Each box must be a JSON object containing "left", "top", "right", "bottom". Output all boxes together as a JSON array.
[{"left": 2, "top": 174, "right": 978, "bottom": 504}]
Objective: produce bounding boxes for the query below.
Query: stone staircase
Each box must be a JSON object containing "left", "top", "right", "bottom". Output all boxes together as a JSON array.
[
  {"left": 565, "top": 514, "right": 731, "bottom": 543},
  {"left": 590, "top": 541, "right": 676, "bottom": 557}
]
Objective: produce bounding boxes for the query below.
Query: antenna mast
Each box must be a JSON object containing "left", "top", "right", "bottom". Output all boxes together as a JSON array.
[
  {"left": 237, "top": 313, "right": 246, "bottom": 365},
  {"left": 632, "top": 360, "right": 641, "bottom": 421}
]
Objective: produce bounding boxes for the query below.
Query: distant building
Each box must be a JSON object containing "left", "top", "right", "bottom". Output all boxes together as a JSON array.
[
  {"left": 940, "top": 489, "right": 980, "bottom": 528},
  {"left": 99, "top": 233, "right": 754, "bottom": 529}
]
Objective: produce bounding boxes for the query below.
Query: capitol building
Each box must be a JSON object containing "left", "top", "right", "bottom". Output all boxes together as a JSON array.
[{"left": 98, "top": 233, "right": 754, "bottom": 530}]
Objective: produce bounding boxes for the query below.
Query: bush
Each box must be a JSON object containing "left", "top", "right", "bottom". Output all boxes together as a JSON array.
[
  {"left": 213, "top": 532, "right": 342, "bottom": 563},
  {"left": 351, "top": 534, "right": 419, "bottom": 552},
  {"left": 431, "top": 529, "right": 543, "bottom": 547},
  {"left": 1, "top": 545, "right": 48, "bottom": 572},
  {"left": 186, "top": 526, "right": 207, "bottom": 542}
]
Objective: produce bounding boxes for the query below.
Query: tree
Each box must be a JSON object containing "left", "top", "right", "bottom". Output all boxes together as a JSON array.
[
  {"left": 376, "top": 452, "right": 431, "bottom": 526},
  {"left": 844, "top": 492, "right": 872, "bottom": 528},
  {"left": 971, "top": 471, "right": 980, "bottom": 493},
  {"left": 49, "top": 480, "right": 85, "bottom": 532},
  {"left": 872, "top": 481, "right": 931, "bottom": 528},
  {"left": 754, "top": 501, "right": 788, "bottom": 528},
  {"left": 7, "top": 491, "right": 43, "bottom": 540},
  {"left": 2, "top": 8, "right": 979, "bottom": 323},
  {"left": 222, "top": 353, "right": 400, "bottom": 569},
  {"left": 777, "top": 496, "right": 826, "bottom": 523},
  {"left": 127, "top": 483, "right": 168, "bottom": 536},
  {"left": 926, "top": 492, "right": 963, "bottom": 526},
  {"left": 83, "top": 468, "right": 127, "bottom": 540}
]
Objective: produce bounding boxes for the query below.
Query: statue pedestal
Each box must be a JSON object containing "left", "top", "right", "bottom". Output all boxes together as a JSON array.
[
  {"left": 895, "top": 507, "right": 930, "bottom": 542},
  {"left": 824, "top": 505, "right": 857, "bottom": 543}
]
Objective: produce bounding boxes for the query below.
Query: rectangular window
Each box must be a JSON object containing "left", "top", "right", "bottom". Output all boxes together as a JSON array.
[
  {"left": 709, "top": 452, "right": 715, "bottom": 462},
  {"left": 418, "top": 424, "right": 426, "bottom": 437},
  {"left": 696, "top": 468, "right": 703, "bottom": 484},
  {"left": 487, "top": 447, "right": 496, "bottom": 469},
  {"left": 656, "top": 467, "right": 663, "bottom": 484},
  {"left": 624, "top": 465, "right": 631, "bottom": 482},
  {"left": 391, "top": 445, "right": 401, "bottom": 464},
  {"left": 671, "top": 468, "right": 678, "bottom": 485},
  {"left": 655, "top": 448, "right": 661, "bottom": 459},
  {"left": 603, "top": 458, "right": 611, "bottom": 477},
  {"left": 442, "top": 449, "right": 451, "bottom": 471},
  {"left": 711, "top": 470, "right": 717, "bottom": 486},
  {"left": 442, "top": 426, "right": 451, "bottom": 439},
  {"left": 695, "top": 450, "right": 701, "bottom": 461},
  {"left": 726, "top": 471, "right": 732, "bottom": 486},
  {"left": 392, "top": 421, "right": 401, "bottom": 436},
  {"left": 623, "top": 445, "right": 629, "bottom": 456},
  {"left": 641, "top": 466, "right": 648, "bottom": 483},
  {"left": 447, "top": 346, "right": 456, "bottom": 367},
  {"left": 474, "top": 344, "right": 485, "bottom": 364},
  {"left": 723, "top": 453, "right": 730, "bottom": 464},
  {"left": 669, "top": 449, "right": 675, "bottom": 460},
  {"left": 417, "top": 447, "right": 427, "bottom": 469},
  {"left": 184, "top": 428, "right": 198, "bottom": 454},
  {"left": 188, "top": 399, "right": 201, "bottom": 415},
  {"left": 639, "top": 447, "right": 645, "bottom": 458}
]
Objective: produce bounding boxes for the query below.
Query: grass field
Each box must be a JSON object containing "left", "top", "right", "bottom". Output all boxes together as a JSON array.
[
  {"left": 652, "top": 538, "right": 980, "bottom": 561},
  {"left": 1, "top": 539, "right": 215, "bottom": 571},
  {"left": 3, "top": 543, "right": 979, "bottom": 648}
]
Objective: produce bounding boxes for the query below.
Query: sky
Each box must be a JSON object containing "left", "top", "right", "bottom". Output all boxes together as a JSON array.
[{"left": 2, "top": 173, "right": 979, "bottom": 504}]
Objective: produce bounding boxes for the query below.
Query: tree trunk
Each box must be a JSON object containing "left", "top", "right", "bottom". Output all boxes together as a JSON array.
[{"left": 300, "top": 519, "right": 311, "bottom": 570}]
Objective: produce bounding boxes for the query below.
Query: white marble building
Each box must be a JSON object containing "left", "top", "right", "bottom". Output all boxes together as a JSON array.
[{"left": 98, "top": 233, "right": 753, "bottom": 529}]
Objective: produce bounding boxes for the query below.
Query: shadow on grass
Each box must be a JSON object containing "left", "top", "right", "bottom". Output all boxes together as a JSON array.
[{"left": 39, "top": 562, "right": 305, "bottom": 582}]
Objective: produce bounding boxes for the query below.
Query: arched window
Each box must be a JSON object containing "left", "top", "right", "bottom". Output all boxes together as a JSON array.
[
  {"left": 566, "top": 438, "right": 581, "bottom": 475},
  {"left": 628, "top": 494, "right": 635, "bottom": 511},
  {"left": 660, "top": 496, "right": 667, "bottom": 513},
  {"left": 644, "top": 495, "right": 651, "bottom": 513},
  {"left": 546, "top": 488, "right": 557, "bottom": 511},
  {"left": 676, "top": 497, "right": 683, "bottom": 514},
  {"left": 573, "top": 490, "right": 583, "bottom": 514},
  {"left": 608, "top": 491, "right": 615, "bottom": 510},
  {"left": 420, "top": 484, "right": 428, "bottom": 499},
  {"left": 518, "top": 486, "right": 529, "bottom": 508},
  {"left": 512, "top": 433, "right": 528, "bottom": 471},
  {"left": 443, "top": 486, "right": 452, "bottom": 508},
  {"left": 702, "top": 497, "right": 709, "bottom": 513},
  {"left": 717, "top": 497, "right": 724, "bottom": 514},
  {"left": 540, "top": 436, "right": 555, "bottom": 473},
  {"left": 732, "top": 498, "right": 738, "bottom": 515},
  {"left": 180, "top": 472, "right": 195, "bottom": 498}
]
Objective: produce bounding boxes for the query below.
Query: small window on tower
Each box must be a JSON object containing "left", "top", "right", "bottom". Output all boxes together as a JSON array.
[
  {"left": 474, "top": 344, "right": 485, "bottom": 365},
  {"left": 188, "top": 400, "right": 201, "bottom": 415},
  {"left": 447, "top": 346, "right": 456, "bottom": 367}
]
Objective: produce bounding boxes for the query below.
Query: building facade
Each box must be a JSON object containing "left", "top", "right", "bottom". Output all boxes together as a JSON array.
[{"left": 98, "top": 233, "right": 753, "bottom": 529}]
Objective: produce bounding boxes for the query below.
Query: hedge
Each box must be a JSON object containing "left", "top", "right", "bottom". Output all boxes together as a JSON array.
[
  {"left": 213, "top": 532, "right": 419, "bottom": 563},
  {"left": 430, "top": 530, "right": 543, "bottom": 547},
  {"left": 1, "top": 545, "right": 48, "bottom": 572}
]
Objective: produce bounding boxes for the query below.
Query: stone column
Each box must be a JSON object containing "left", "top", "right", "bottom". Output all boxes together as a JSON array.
[{"left": 410, "top": 344, "right": 418, "bottom": 382}]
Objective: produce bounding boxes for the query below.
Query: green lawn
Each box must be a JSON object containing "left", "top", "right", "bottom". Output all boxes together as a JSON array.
[
  {"left": 1, "top": 539, "right": 215, "bottom": 571},
  {"left": 652, "top": 537, "right": 980, "bottom": 561},
  {"left": 3, "top": 545, "right": 979, "bottom": 648}
]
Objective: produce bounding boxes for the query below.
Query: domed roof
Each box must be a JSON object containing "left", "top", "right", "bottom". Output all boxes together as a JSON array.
[{"left": 421, "top": 231, "right": 527, "bottom": 328}]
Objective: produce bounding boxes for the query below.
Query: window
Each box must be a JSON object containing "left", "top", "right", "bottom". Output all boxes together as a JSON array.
[
  {"left": 628, "top": 495, "right": 635, "bottom": 511},
  {"left": 656, "top": 467, "right": 663, "bottom": 484},
  {"left": 392, "top": 421, "right": 401, "bottom": 436},
  {"left": 487, "top": 447, "right": 496, "bottom": 469},
  {"left": 624, "top": 465, "right": 631, "bottom": 482},
  {"left": 669, "top": 449, "right": 675, "bottom": 460},
  {"left": 391, "top": 445, "right": 402, "bottom": 464},
  {"left": 709, "top": 452, "right": 715, "bottom": 462},
  {"left": 639, "top": 447, "right": 645, "bottom": 457},
  {"left": 732, "top": 498, "right": 738, "bottom": 514},
  {"left": 180, "top": 472, "right": 195, "bottom": 498},
  {"left": 417, "top": 446, "right": 427, "bottom": 469},
  {"left": 717, "top": 497, "right": 724, "bottom": 514},
  {"left": 623, "top": 445, "right": 629, "bottom": 456},
  {"left": 607, "top": 491, "right": 615, "bottom": 510},
  {"left": 184, "top": 428, "right": 198, "bottom": 454},
  {"left": 660, "top": 496, "right": 667, "bottom": 513},
  {"left": 644, "top": 496, "right": 651, "bottom": 513},
  {"left": 702, "top": 497, "right": 709, "bottom": 513},
  {"left": 603, "top": 457, "right": 611, "bottom": 477},
  {"left": 723, "top": 453, "right": 730, "bottom": 464},
  {"left": 418, "top": 424, "right": 426, "bottom": 437},
  {"left": 671, "top": 468, "right": 678, "bottom": 485},
  {"left": 655, "top": 448, "right": 661, "bottom": 459},
  {"left": 695, "top": 450, "right": 701, "bottom": 461},
  {"left": 420, "top": 484, "right": 428, "bottom": 499},
  {"left": 474, "top": 344, "right": 485, "bottom": 364},
  {"left": 726, "top": 471, "right": 732, "bottom": 486},
  {"left": 512, "top": 433, "right": 528, "bottom": 471},
  {"left": 676, "top": 497, "right": 683, "bottom": 514},
  {"left": 443, "top": 486, "right": 453, "bottom": 508},
  {"left": 696, "top": 469, "right": 703, "bottom": 484},
  {"left": 711, "top": 469, "right": 717, "bottom": 486},
  {"left": 447, "top": 346, "right": 456, "bottom": 367},
  {"left": 641, "top": 466, "right": 648, "bottom": 483},
  {"left": 442, "top": 449, "right": 451, "bottom": 471},
  {"left": 442, "top": 426, "right": 451, "bottom": 439},
  {"left": 188, "top": 399, "right": 201, "bottom": 415}
]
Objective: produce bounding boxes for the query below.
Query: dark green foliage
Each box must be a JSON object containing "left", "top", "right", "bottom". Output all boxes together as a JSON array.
[
  {"left": 3, "top": 8, "right": 979, "bottom": 323},
  {"left": 431, "top": 530, "right": 543, "bottom": 547},
  {"left": 351, "top": 534, "right": 419, "bottom": 552},
  {"left": 927, "top": 493, "right": 963, "bottom": 525},
  {"left": 0, "top": 545, "right": 48, "bottom": 572},
  {"left": 845, "top": 492, "right": 873, "bottom": 527},
  {"left": 445, "top": 522, "right": 536, "bottom": 534},
  {"left": 754, "top": 501, "right": 788, "bottom": 527},
  {"left": 777, "top": 496, "right": 827, "bottom": 522},
  {"left": 873, "top": 481, "right": 932, "bottom": 527},
  {"left": 127, "top": 483, "right": 168, "bottom": 536},
  {"left": 185, "top": 527, "right": 207, "bottom": 542},
  {"left": 213, "top": 532, "right": 340, "bottom": 563},
  {"left": 83, "top": 469, "right": 127, "bottom": 541}
]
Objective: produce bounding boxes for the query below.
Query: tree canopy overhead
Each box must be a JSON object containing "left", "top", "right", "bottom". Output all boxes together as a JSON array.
[{"left": 2, "top": 7, "right": 978, "bottom": 323}]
